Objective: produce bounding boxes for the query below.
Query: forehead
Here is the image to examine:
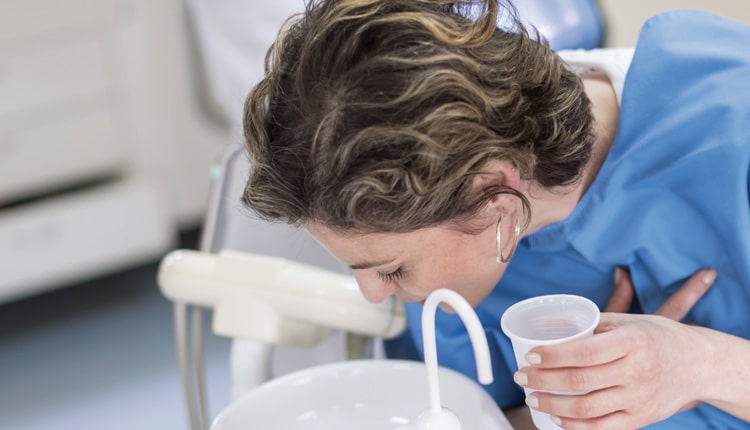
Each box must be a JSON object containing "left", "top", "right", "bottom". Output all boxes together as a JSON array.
[
  {"left": 307, "top": 223, "right": 444, "bottom": 259},
  {"left": 305, "top": 222, "right": 479, "bottom": 268},
  {"left": 306, "top": 223, "right": 421, "bottom": 249}
]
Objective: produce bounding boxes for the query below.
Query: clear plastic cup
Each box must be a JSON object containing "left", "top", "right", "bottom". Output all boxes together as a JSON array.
[{"left": 500, "top": 294, "right": 601, "bottom": 430}]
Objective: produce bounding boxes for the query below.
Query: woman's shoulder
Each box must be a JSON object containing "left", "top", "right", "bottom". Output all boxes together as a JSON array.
[
  {"left": 640, "top": 8, "right": 748, "bottom": 33},
  {"left": 635, "top": 8, "right": 750, "bottom": 55}
]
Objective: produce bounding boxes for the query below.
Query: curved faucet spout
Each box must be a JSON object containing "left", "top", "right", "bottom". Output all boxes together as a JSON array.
[{"left": 421, "top": 289, "right": 493, "bottom": 414}]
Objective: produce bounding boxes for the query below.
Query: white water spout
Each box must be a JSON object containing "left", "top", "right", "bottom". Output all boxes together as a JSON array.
[{"left": 415, "top": 289, "right": 494, "bottom": 430}]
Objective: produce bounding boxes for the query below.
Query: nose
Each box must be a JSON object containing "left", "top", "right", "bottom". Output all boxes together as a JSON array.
[{"left": 354, "top": 274, "right": 400, "bottom": 304}]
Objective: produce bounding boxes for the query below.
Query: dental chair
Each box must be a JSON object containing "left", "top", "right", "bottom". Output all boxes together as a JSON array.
[
  {"left": 158, "top": 143, "right": 402, "bottom": 429},
  {"left": 157, "top": 143, "right": 513, "bottom": 429}
]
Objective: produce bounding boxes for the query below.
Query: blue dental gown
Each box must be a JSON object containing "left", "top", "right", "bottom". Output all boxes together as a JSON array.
[{"left": 388, "top": 10, "right": 750, "bottom": 429}]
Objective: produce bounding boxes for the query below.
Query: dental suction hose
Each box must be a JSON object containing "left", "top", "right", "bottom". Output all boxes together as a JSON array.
[{"left": 416, "top": 289, "right": 493, "bottom": 430}]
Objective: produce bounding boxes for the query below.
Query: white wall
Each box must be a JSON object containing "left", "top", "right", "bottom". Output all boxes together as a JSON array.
[
  {"left": 598, "top": 0, "right": 750, "bottom": 47},
  {"left": 0, "top": 0, "right": 229, "bottom": 302}
]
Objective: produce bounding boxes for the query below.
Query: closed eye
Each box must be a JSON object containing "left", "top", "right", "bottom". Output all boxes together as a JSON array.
[{"left": 378, "top": 267, "right": 404, "bottom": 282}]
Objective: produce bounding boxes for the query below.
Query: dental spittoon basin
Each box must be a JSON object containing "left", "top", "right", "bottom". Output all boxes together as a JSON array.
[{"left": 209, "top": 288, "right": 512, "bottom": 430}]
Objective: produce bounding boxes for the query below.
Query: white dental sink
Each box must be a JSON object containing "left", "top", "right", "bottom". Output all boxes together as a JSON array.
[{"left": 210, "top": 359, "right": 513, "bottom": 430}]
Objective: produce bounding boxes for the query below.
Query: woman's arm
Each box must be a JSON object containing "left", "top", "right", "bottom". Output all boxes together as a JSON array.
[{"left": 700, "top": 325, "right": 750, "bottom": 421}]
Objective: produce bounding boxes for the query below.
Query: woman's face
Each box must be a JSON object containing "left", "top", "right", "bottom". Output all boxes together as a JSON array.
[{"left": 306, "top": 221, "right": 508, "bottom": 307}]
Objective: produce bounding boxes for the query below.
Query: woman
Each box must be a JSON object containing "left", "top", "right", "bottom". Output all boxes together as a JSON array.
[{"left": 242, "top": 0, "right": 750, "bottom": 428}]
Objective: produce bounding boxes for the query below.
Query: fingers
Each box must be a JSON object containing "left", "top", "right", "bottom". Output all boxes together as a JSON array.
[
  {"left": 518, "top": 361, "right": 622, "bottom": 393},
  {"left": 529, "top": 386, "right": 630, "bottom": 421},
  {"left": 604, "top": 267, "right": 634, "bottom": 313},
  {"left": 603, "top": 267, "right": 717, "bottom": 321},
  {"left": 523, "top": 327, "right": 629, "bottom": 369},
  {"left": 654, "top": 269, "right": 716, "bottom": 321},
  {"left": 527, "top": 388, "right": 691, "bottom": 429}
]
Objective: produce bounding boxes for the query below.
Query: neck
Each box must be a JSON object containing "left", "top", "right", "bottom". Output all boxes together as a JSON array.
[{"left": 520, "top": 71, "right": 620, "bottom": 236}]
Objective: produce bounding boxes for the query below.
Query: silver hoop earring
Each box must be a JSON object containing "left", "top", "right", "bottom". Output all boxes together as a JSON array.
[{"left": 496, "top": 213, "right": 520, "bottom": 263}]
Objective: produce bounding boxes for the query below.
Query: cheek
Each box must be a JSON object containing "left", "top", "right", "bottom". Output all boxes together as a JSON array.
[
  {"left": 431, "top": 229, "right": 498, "bottom": 285},
  {"left": 441, "top": 257, "right": 505, "bottom": 306}
]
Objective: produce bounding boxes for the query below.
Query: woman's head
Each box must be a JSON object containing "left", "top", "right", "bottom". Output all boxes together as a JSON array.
[{"left": 242, "top": 0, "right": 594, "bottom": 235}]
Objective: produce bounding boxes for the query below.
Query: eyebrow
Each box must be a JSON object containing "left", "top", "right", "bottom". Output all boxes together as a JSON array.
[{"left": 349, "top": 258, "right": 397, "bottom": 270}]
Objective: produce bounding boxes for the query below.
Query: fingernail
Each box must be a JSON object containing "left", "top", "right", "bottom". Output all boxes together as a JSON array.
[
  {"left": 526, "top": 352, "right": 541, "bottom": 365},
  {"left": 703, "top": 269, "right": 717, "bottom": 285},
  {"left": 550, "top": 415, "right": 562, "bottom": 426},
  {"left": 613, "top": 267, "right": 622, "bottom": 284},
  {"left": 514, "top": 371, "right": 528, "bottom": 386},
  {"left": 525, "top": 394, "right": 538, "bottom": 409}
]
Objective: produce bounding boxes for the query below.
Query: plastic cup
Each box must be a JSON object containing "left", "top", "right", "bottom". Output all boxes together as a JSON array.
[{"left": 500, "top": 294, "right": 600, "bottom": 430}]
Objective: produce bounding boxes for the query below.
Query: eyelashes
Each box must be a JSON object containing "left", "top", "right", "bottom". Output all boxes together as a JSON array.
[{"left": 378, "top": 267, "right": 405, "bottom": 283}]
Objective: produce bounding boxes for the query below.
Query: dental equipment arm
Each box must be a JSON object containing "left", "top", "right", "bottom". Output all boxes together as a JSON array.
[{"left": 158, "top": 249, "right": 406, "bottom": 346}]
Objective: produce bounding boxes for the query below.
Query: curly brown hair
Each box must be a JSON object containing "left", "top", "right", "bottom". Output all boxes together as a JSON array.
[{"left": 243, "top": 0, "right": 594, "bottom": 234}]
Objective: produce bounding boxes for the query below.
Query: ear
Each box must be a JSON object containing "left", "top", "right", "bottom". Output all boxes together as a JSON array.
[{"left": 472, "top": 159, "right": 522, "bottom": 213}]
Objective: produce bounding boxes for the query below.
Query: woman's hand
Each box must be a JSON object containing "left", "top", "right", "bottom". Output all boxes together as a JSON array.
[
  {"left": 604, "top": 267, "right": 715, "bottom": 319},
  {"left": 514, "top": 268, "right": 717, "bottom": 429},
  {"left": 519, "top": 312, "right": 716, "bottom": 428}
]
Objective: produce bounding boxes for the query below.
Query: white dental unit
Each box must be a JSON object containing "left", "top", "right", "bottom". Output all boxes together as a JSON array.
[{"left": 156, "top": 144, "right": 514, "bottom": 429}]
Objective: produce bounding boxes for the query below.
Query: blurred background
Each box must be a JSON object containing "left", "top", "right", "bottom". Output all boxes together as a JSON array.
[{"left": 1, "top": 1, "right": 748, "bottom": 429}]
